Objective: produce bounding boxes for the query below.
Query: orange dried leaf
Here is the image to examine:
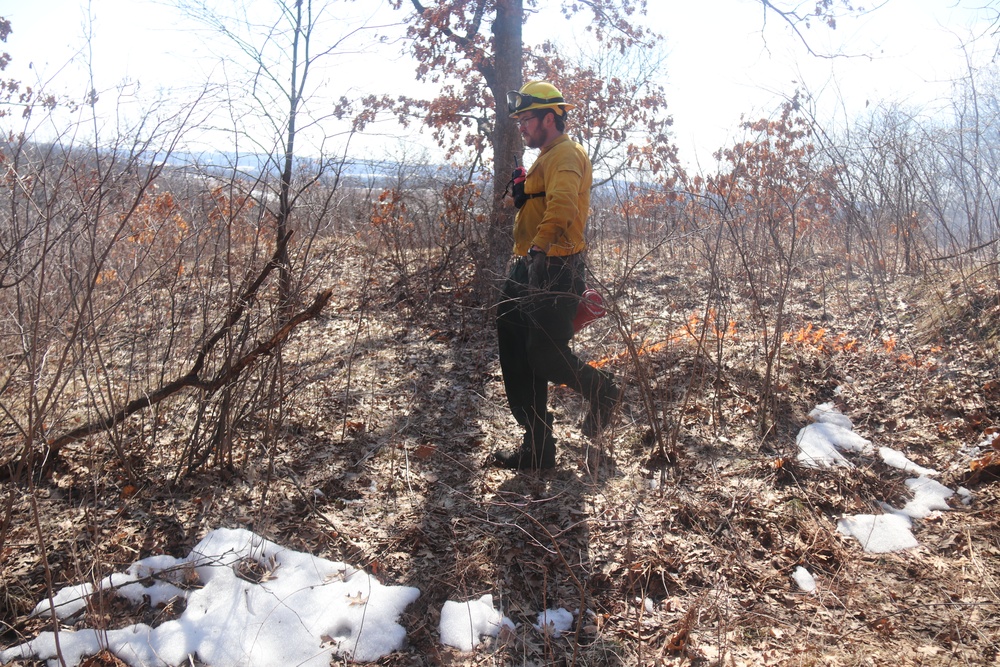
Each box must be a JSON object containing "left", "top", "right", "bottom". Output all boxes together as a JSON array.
[
  {"left": 970, "top": 452, "right": 996, "bottom": 471},
  {"left": 414, "top": 444, "right": 437, "bottom": 459}
]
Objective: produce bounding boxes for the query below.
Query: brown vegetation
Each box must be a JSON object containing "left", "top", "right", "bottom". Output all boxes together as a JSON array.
[
  {"left": 3, "top": 127, "right": 1000, "bottom": 665},
  {"left": 3, "top": 5, "right": 1000, "bottom": 662}
]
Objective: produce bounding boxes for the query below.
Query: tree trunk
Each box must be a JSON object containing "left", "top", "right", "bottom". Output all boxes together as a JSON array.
[
  {"left": 276, "top": 0, "right": 304, "bottom": 317},
  {"left": 487, "top": 0, "right": 523, "bottom": 286}
]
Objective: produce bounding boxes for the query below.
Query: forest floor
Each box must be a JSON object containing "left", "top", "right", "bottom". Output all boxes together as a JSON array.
[{"left": 3, "top": 247, "right": 1000, "bottom": 666}]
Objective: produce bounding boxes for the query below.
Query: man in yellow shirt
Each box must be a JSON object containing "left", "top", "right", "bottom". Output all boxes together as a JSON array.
[{"left": 491, "top": 81, "right": 622, "bottom": 470}]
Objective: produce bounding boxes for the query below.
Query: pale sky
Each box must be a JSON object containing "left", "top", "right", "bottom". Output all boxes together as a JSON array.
[
  {"left": 2, "top": 0, "right": 996, "bottom": 168},
  {"left": 646, "top": 0, "right": 996, "bottom": 167}
]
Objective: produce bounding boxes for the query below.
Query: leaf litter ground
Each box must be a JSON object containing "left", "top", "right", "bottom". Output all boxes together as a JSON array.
[{"left": 2, "top": 251, "right": 1000, "bottom": 666}]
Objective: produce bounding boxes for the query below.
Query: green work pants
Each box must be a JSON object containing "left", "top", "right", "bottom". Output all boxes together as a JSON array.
[{"left": 496, "top": 254, "right": 612, "bottom": 448}]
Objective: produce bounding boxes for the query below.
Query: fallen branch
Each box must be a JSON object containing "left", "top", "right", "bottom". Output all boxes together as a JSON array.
[
  {"left": 3, "top": 227, "right": 332, "bottom": 483},
  {"left": 43, "top": 288, "right": 332, "bottom": 455}
]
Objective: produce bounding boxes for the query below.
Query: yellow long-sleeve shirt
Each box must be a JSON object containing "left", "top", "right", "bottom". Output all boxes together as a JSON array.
[{"left": 513, "top": 134, "right": 592, "bottom": 257}]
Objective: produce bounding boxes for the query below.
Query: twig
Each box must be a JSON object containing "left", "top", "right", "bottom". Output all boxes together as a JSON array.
[
  {"left": 6, "top": 249, "right": 334, "bottom": 479},
  {"left": 46, "top": 289, "right": 331, "bottom": 452}
]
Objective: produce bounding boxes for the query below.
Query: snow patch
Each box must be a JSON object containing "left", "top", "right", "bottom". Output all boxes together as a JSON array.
[
  {"left": 439, "top": 594, "right": 514, "bottom": 652},
  {"left": 3, "top": 528, "right": 421, "bottom": 666},
  {"left": 898, "top": 476, "right": 954, "bottom": 519},
  {"left": 792, "top": 566, "right": 817, "bottom": 593},
  {"left": 796, "top": 421, "right": 872, "bottom": 468},
  {"left": 796, "top": 403, "right": 962, "bottom": 553},
  {"left": 809, "top": 402, "right": 854, "bottom": 430},
  {"left": 837, "top": 514, "right": 919, "bottom": 553},
  {"left": 879, "top": 447, "right": 938, "bottom": 477},
  {"left": 533, "top": 608, "right": 574, "bottom": 638}
]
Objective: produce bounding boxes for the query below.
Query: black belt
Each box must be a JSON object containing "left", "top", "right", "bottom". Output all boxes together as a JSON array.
[
  {"left": 519, "top": 253, "right": 583, "bottom": 278},
  {"left": 546, "top": 253, "right": 582, "bottom": 266},
  {"left": 519, "top": 252, "right": 581, "bottom": 263}
]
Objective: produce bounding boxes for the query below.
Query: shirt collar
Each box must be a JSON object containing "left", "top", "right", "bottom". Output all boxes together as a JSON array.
[{"left": 540, "top": 133, "right": 570, "bottom": 155}]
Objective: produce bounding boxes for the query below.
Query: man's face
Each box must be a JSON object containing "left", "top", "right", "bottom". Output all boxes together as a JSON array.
[{"left": 518, "top": 111, "right": 551, "bottom": 149}]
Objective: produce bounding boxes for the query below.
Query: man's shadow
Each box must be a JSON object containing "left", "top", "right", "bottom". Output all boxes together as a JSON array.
[{"left": 484, "top": 412, "right": 626, "bottom": 665}]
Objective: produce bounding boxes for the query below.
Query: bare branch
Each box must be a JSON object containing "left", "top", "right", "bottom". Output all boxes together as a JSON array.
[
  {"left": 757, "top": 0, "right": 887, "bottom": 59},
  {"left": 38, "top": 283, "right": 331, "bottom": 464}
]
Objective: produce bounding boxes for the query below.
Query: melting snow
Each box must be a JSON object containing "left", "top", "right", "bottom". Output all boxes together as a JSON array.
[
  {"left": 879, "top": 446, "right": 939, "bottom": 476},
  {"left": 439, "top": 594, "right": 514, "bottom": 652},
  {"left": 792, "top": 566, "right": 817, "bottom": 593},
  {"left": 836, "top": 513, "right": 920, "bottom": 553},
  {"left": 3, "top": 402, "right": 976, "bottom": 665},
  {"left": 897, "top": 476, "right": 955, "bottom": 519},
  {"left": 533, "top": 608, "right": 575, "bottom": 638},
  {"left": 796, "top": 421, "right": 873, "bottom": 468},
  {"left": 798, "top": 402, "right": 966, "bottom": 553},
  {"left": 809, "top": 402, "right": 855, "bottom": 430},
  {"left": 3, "top": 528, "right": 421, "bottom": 666},
  {"left": 2, "top": 529, "right": 559, "bottom": 666}
]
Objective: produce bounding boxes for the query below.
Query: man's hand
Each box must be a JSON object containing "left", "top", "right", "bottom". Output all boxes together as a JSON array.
[{"left": 527, "top": 248, "right": 546, "bottom": 289}]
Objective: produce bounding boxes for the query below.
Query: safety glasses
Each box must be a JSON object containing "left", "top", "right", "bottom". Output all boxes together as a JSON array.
[{"left": 506, "top": 90, "right": 565, "bottom": 115}]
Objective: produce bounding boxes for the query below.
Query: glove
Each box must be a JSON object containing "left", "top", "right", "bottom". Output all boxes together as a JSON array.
[
  {"left": 527, "top": 249, "right": 546, "bottom": 290},
  {"left": 511, "top": 167, "right": 528, "bottom": 208}
]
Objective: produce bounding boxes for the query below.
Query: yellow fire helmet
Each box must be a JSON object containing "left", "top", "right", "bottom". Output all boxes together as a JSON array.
[{"left": 507, "top": 80, "right": 576, "bottom": 118}]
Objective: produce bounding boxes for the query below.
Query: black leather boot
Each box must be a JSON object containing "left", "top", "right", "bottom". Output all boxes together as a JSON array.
[
  {"left": 582, "top": 377, "right": 623, "bottom": 437},
  {"left": 491, "top": 414, "right": 556, "bottom": 470}
]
